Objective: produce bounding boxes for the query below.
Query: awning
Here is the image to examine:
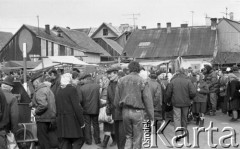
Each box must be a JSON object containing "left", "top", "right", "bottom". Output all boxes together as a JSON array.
[
  {"left": 139, "top": 60, "right": 171, "bottom": 66},
  {"left": 30, "top": 56, "right": 97, "bottom": 72}
]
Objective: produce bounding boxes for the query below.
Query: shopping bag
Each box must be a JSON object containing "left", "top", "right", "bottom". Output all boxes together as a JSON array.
[
  {"left": 98, "top": 106, "right": 113, "bottom": 123},
  {"left": 6, "top": 132, "right": 19, "bottom": 149}
]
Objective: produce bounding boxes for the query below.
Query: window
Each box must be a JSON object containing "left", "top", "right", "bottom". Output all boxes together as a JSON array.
[
  {"left": 103, "top": 28, "right": 108, "bottom": 36},
  {"left": 138, "top": 42, "right": 152, "bottom": 48}
]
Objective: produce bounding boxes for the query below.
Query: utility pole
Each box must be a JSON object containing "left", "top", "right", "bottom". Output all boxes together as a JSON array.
[
  {"left": 190, "top": 11, "right": 194, "bottom": 27},
  {"left": 37, "top": 15, "right": 39, "bottom": 34},
  {"left": 221, "top": 7, "right": 228, "bottom": 18},
  {"left": 123, "top": 13, "right": 140, "bottom": 30}
]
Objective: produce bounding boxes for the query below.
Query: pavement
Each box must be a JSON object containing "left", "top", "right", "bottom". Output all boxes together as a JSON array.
[{"left": 82, "top": 111, "right": 240, "bottom": 149}]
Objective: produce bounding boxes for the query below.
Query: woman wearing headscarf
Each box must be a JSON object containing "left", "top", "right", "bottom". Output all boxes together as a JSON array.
[{"left": 55, "top": 73, "right": 85, "bottom": 149}]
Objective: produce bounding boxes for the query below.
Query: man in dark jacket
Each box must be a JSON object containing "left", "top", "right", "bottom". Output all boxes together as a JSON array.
[
  {"left": 166, "top": 69, "right": 196, "bottom": 140},
  {"left": 79, "top": 74, "right": 101, "bottom": 145},
  {"left": 147, "top": 71, "right": 162, "bottom": 124},
  {"left": 203, "top": 65, "right": 219, "bottom": 116},
  {"left": 30, "top": 72, "right": 57, "bottom": 149},
  {"left": 1, "top": 76, "right": 19, "bottom": 133},
  {"left": 114, "top": 61, "right": 154, "bottom": 149},
  {"left": 56, "top": 73, "right": 85, "bottom": 149},
  {"left": 49, "top": 69, "right": 61, "bottom": 96},
  {"left": 0, "top": 87, "right": 9, "bottom": 149}
]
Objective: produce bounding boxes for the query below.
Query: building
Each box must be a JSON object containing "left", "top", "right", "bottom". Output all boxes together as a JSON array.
[
  {"left": 123, "top": 22, "right": 217, "bottom": 70},
  {"left": 75, "top": 23, "right": 133, "bottom": 61},
  {"left": 0, "top": 31, "right": 13, "bottom": 51},
  {"left": 213, "top": 18, "right": 240, "bottom": 65},
  {"left": 0, "top": 24, "right": 108, "bottom": 63}
]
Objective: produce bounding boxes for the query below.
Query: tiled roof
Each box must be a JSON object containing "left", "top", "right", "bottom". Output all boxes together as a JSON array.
[
  {"left": 123, "top": 26, "right": 217, "bottom": 59},
  {"left": 58, "top": 27, "right": 110, "bottom": 56},
  {"left": 25, "top": 25, "right": 79, "bottom": 49},
  {"left": 0, "top": 31, "right": 13, "bottom": 50},
  {"left": 101, "top": 37, "right": 123, "bottom": 55}
]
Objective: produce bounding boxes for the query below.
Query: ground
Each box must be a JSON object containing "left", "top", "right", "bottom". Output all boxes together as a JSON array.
[{"left": 82, "top": 111, "right": 240, "bottom": 149}]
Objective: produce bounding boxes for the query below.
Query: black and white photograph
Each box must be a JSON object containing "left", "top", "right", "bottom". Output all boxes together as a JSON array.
[{"left": 0, "top": 0, "right": 240, "bottom": 148}]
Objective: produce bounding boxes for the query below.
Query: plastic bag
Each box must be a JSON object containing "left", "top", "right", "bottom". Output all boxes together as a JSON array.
[
  {"left": 98, "top": 106, "right": 113, "bottom": 123},
  {"left": 7, "top": 132, "right": 19, "bottom": 149}
]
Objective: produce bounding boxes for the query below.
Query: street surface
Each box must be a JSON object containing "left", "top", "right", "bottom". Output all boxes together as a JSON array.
[{"left": 82, "top": 110, "right": 240, "bottom": 149}]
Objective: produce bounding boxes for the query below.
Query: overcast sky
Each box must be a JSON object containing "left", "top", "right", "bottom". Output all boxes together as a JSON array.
[{"left": 1, "top": 0, "right": 240, "bottom": 34}]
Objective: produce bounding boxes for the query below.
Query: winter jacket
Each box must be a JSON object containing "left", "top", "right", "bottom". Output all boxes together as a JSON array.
[
  {"left": 166, "top": 74, "right": 196, "bottom": 107},
  {"left": 147, "top": 79, "right": 162, "bottom": 112},
  {"left": 193, "top": 81, "right": 209, "bottom": 103},
  {"left": 32, "top": 83, "right": 56, "bottom": 122},
  {"left": 0, "top": 88, "right": 9, "bottom": 131},
  {"left": 79, "top": 80, "right": 100, "bottom": 114},
  {"left": 205, "top": 70, "right": 219, "bottom": 93},
  {"left": 114, "top": 72, "right": 154, "bottom": 120},
  {"left": 2, "top": 90, "right": 19, "bottom": 132}
]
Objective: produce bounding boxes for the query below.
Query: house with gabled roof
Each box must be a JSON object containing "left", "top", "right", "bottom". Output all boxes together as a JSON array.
[
  {"left": 0, "top": 24, "right": 107, "bottom": 63},
  {"left": 213, "top": 18, "right": 240, "bottom": 65},
  {"left": 123, "top": 21, "right": 218, "bottom": 70}
]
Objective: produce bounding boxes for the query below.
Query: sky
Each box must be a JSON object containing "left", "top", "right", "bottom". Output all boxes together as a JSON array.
[{"left": 1, "top": 0, "right": 240, "bottom": 34}]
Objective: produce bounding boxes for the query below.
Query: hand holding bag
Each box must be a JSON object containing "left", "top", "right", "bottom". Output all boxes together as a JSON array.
[{"left": 98, "top": 106, "right": 113, "bottom": 123}]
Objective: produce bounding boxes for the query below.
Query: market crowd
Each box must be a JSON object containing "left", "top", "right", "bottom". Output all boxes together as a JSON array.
[{"left": 1, "top": 61, "right": 240, "bottom": 149}]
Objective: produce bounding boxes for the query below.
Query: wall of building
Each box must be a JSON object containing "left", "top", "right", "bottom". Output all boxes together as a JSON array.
[
  {"left": 82, "top": 52, "right": 101, "bottom": 63},
  {"left": 93, "top": 26, "right": 118, "bottom": 39},
  {"left": 218, "top": 20, "right": 240, "bottom": 52}
]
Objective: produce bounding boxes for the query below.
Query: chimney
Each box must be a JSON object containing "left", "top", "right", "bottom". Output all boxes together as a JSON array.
[
  {"left": 157, "top": 23, "right": 161, "bottom": 28},
  {"left": 142, "top": 26, "right": 146, "bottom": 30},
  {"left": 167, "top": 22, "right": 171, "bottom": 33},
  {"left": 181, "top": 24, "right": 188, "bottom": 28},
  {"left": 45, "top": 24, "right": 50, "bottom": 34},
  {"left": 210, "top": 18, "right": 217, "bottom": 30},
  {"left": 229, "top": 12, "right": 234, "bottom": 20},
  {"left": 66, "top": 27, "right": 70, "bottom": 29}
]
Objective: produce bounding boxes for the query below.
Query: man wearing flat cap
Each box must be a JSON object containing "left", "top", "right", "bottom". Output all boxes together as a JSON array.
[
  {"left": 1, "top": 76, "right": 19, "bottom": 135},
  {"left": 78, "top": 73, "right": 101, "bottom": 145},
  {"left": 30, "top": 72, "right": 57, "bottom": 149}
]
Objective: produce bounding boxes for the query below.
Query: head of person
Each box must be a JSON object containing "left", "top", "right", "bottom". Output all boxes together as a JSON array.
[
  {"left": 128, "top": 61, "right": 141, "bottom": 73},
  {"left": 72, "top": 68, "right": 80, "bottom": 74},
  {"left": 203, "top": 64, "right": 212, "bottom": 74},
  {"left": 149, "top": 70, "right": 157, "bottom": 79},
  {"left": 60, "top": 73, "right": 72, "bottom": 88},
  {"left": 106, "top": 67, "right": 119, "bottom": 81},
  {"left": 80, "top": 73, "right": 92, "bottom": 84},
  {"left": 49, "top": 69, "right": 58, "bottom": 80},
  {"left": 1, "top": 76, "right": 14, "bottom": 91},
  {"left": 71, "top": 71, "right": 80, "bottom": 86},
  {"left": 232, "top": 65, "right": 238, "bottom": 72},
  {"left": 31, "top": 72, "right": 45, "bottom": 89},
  {"left": 226, "top": 67, "right": 232, "bottom": 74}
]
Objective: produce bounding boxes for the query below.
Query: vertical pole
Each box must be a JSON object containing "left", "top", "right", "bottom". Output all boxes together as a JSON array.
[{"left": 23, "top": 43, "right": 27, "bottom": 91}]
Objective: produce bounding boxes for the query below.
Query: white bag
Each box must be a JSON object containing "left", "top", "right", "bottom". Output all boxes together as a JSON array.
[
  {"left": 6, "top": 132, "right": 19, "bottom": 149},
  {"left": 98, "top": 106, "right": 113, "bottom": 123}
]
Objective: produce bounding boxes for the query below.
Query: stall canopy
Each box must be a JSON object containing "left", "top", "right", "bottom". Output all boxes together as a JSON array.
[
  {"left": 30, "top": 56, "right": 96, "bottom": 71},
  {"left": 3, "top": 61, "right": 41, "bottom": 69},
  {"left": 139, "top": 60, "right": 171, "bottom": 66}
]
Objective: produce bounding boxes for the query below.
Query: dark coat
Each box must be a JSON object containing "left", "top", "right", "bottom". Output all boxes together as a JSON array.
[
  {"left": 106, "top": 81, "right": 122, "bottom": 120},
  {"left": 2, "top": 90, "right": 19, "bottom": 132},
  {"left": 0, "top": 88, "right": 9, "bottom": 131},
  {"left": 50, "top": 76, "right": 61, "bottom": 97},
  {"left": 147, "top": 79, "right": 162, "bottom": 112},
  {"left": 193, "top": 81, "right": 209, "bottom": 103},
  {"left": 56, "top": 84, "right": 85, "bottom": 138},
  {"left": 166, "top": 74, "right": 196, "bottom": 107},
  {"left": 79, "top": 80, "right": 100, "bottom": 115},
  {"left": 227, "top": 79, "right": 240, "bottom": 110}
]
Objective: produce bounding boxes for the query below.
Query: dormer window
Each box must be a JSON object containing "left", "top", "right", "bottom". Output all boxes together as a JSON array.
[{"left": 103, "top": 28, "right": 108, "bottom": 36}]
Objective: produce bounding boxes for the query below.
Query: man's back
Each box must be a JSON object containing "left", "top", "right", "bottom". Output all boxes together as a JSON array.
[
  {"left": 166, "top": 74, "right": 196, "bottom": 107},
  {"left": 80, "top": 81, "right": 100, "bottom": 114}
]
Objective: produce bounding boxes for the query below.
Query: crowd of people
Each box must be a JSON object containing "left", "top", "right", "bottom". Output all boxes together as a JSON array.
[{"left": 0, "top": 61, "right": 240, "bottom": 149}]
